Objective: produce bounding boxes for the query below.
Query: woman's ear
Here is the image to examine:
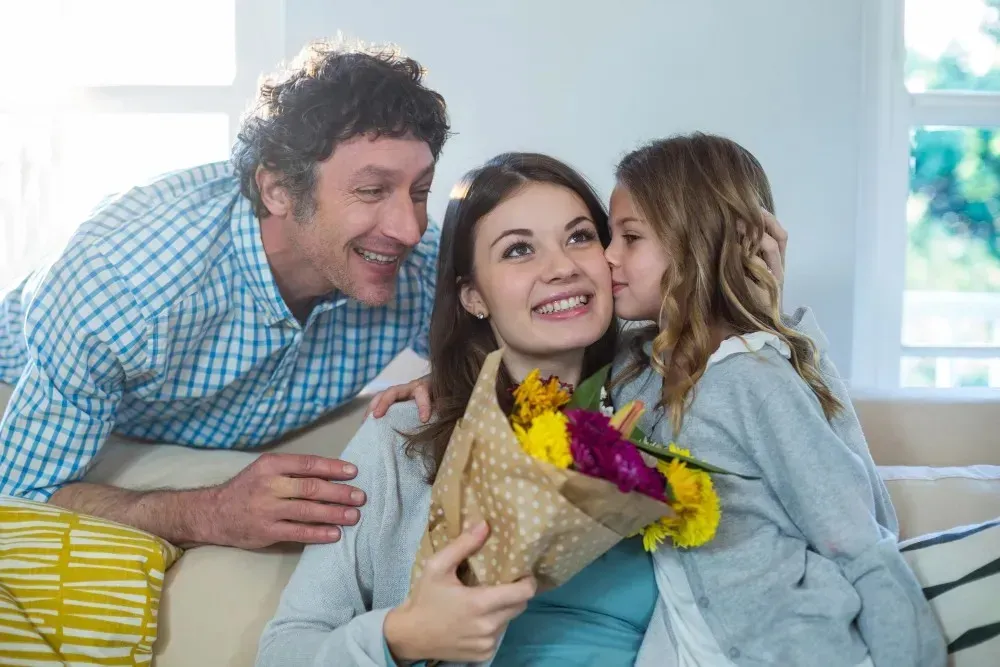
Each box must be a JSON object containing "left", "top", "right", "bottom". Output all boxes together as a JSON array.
[{"left": 459, "top": 282, "right": 489, "bottom": 319}]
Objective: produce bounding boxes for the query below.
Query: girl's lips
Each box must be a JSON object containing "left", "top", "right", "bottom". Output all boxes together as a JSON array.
[{"left": 612, "top": 283, "right": 627, "bottom": 295}]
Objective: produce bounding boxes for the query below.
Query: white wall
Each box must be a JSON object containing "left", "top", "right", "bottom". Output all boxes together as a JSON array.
[{"left": 285, "top": 0, "right": 865, "bottom": 375}]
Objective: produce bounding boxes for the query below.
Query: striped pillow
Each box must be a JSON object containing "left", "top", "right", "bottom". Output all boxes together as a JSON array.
[
  {"left": 900, "top": 518, "right": 1000, "bottom": 665},
  {"left": 0, "top": 497, "right": 182, "bottom": 665}
]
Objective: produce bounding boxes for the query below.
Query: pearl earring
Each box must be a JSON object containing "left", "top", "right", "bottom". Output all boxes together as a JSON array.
[{"left": 476, "top": 312, "right": 486, "bottom": 320}]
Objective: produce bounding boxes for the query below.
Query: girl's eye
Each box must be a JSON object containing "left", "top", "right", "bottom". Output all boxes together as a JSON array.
[
  {"left": 502, "top": 241, "right": 533, "bottom": 259},
  {"left": 568, "top": 229, "right": 598, "bottom": 244},
  {"left": 623, "top": 233, "right": 640, "bottom": 245}
]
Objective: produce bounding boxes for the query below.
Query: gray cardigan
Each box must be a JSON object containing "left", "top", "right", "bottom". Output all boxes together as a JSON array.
[
  {"left": 614, "top": 309, "right": 946, "bottom": 666},
  {"left": 254, "top": 402, "right": 679, "bottom": 667},
  {"left": 255, "top": 402, "right": 437, "bottom": 667}
]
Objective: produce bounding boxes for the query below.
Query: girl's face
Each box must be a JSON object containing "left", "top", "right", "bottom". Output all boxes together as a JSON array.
[
  {"left": 605, "top": 184, "right": 670, "bottom": 323},
  {"left": 460, "top": 182, "right": 614, "bottom": 375}
]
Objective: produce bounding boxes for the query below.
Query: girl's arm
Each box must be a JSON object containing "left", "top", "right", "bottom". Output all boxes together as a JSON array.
[{"left": 748, "top": 376, "right": 946, "bottom": 667}]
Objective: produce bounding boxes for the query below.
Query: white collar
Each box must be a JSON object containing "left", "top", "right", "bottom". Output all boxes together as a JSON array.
[{"left": 706, "top": 331, "right": 791, "bottom": 369}]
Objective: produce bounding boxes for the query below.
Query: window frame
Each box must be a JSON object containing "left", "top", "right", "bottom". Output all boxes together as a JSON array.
[
  {"left": 0, "top": 0, "right": 284, "bottom": 288},
  {"left": 852, "top": 0, "right": 1000, "bottom": 393}
]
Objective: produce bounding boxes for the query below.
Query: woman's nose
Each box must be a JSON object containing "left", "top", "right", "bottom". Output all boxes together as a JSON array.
[{"left": 543, "top": 248, "right": 579, "bottom": 281}]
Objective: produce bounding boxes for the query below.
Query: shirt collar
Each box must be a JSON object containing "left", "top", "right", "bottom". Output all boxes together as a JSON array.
[{"left": 230, "top": 194, "right": 297, "bottom": 327}]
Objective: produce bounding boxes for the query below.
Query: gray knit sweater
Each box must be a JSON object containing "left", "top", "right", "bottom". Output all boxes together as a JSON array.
[{"left": 613, "top": 308, "right": 947, "bottom": 666}]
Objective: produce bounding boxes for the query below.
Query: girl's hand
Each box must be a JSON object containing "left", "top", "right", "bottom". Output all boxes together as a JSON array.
[
  {"left": 365, "top": 375, "right": 432, "bottom": 423},
  {"left": 383, "top": 522, "right": 537, "bottom": 664}
]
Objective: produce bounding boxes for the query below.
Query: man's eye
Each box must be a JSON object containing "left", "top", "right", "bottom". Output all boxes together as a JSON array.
[
  {"left": 502, "top": 242, "right": 532, "bottom": 259},
  {"left": 412, "top": 189, "right": 431, "bottom": 203},
  {"left": 357, "top": 187, "right": 384, "bottom": 198}
]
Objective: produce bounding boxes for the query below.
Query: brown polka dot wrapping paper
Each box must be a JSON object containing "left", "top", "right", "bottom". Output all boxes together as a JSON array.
[{"left": 410, "top": 348, "right": 673, "bottom": 593}]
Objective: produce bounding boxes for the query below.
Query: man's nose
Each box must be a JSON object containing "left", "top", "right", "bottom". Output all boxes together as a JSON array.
[{"left": 381, "top": 195, "right": 424, "bottom": 248}]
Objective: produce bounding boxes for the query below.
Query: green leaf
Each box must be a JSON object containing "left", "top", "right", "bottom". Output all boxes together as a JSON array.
[
  {"left": 630, "top": 437, "right": 760, "bottom": 480},
  {"left": 566, "top": 364, "right": 610, "bottom": 411}
]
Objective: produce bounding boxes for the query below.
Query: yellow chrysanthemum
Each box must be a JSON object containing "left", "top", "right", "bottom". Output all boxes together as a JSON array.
[
  {"left": 514, "top": 410, "right": 572, "bottom": 468},
  {"left": 639, "top": 443, "right": 721, "bottom": 551},
  {"left": 511, "top": 369, "right": 571, "bottom": 428}
]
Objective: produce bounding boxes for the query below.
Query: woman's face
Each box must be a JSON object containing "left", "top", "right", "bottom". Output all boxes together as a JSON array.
[
  {"left": 461, "top": 182, "right": 613, "bottom": 364},
  {"left": 605, "top": 184, "right": 670, "bottom": 322}
]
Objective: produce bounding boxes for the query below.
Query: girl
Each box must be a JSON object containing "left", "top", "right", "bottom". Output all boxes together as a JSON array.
[
  {"left": 258, "top": 153, "right": 662, "bottom": 667},
  {"left": 604, "top": 133, "right": 944, "bottom": 666}
]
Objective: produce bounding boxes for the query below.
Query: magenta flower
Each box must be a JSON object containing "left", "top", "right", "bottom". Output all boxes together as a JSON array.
[{"left": 565, "top": 409, "right": 666, "bottom": 500}]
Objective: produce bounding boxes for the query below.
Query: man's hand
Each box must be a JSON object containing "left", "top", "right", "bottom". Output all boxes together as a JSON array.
[{"left": 204, "top": 453, "right": 366, "bottom": 549}]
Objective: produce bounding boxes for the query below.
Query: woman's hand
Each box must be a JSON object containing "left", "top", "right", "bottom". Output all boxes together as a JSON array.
[
  {"left": 383, "top": 522, "right": 537, "bottom": 664},
  {"left": 759, "top": 209, "right": 788, "bottom": 292},
  {"left": 365, "top": 375, "right": 432, "bottom": 423}
]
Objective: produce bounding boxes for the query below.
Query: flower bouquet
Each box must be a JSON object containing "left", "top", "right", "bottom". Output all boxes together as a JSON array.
[{"left": 409, "top": 348, "right": 736, "bottom": 593}]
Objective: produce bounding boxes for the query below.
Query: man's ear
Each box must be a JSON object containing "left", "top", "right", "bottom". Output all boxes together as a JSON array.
[
  {"left": 459, "top": 281, "right": 489, "bottom": 319},
  {"left": 256, "top": 166, "right": 292, "bottom": 217}
]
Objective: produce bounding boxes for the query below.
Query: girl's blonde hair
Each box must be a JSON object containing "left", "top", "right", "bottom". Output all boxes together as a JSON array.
[{"left": 615, "top": 132, "right": 841, "bottom": 432}]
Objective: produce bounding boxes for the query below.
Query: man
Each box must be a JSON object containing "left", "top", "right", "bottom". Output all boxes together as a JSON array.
[{"left": 0, "top": 40, "right": 450, "bottom": 549}]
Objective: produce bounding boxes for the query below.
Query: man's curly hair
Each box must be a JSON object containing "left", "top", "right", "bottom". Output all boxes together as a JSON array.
[{"left": 232, "top": 38, "right": 451, "bottom": 219}]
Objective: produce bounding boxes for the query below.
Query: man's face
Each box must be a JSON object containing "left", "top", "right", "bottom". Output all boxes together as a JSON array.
[{"left": 288, "top": 134, "right": 435, "bottom": 306}]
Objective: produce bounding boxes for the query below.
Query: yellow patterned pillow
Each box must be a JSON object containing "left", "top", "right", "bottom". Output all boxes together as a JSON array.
[{"left": 0, "top": 497, "right": 182, "bottom": 665}]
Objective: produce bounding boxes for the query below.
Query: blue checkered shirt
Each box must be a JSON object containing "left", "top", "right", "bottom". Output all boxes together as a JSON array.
[{"left": 0, "top": 161, "right": 438, "bottom": 501}]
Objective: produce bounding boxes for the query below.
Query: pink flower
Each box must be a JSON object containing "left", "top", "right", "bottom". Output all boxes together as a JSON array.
[{"left": 565, "top": 409, "right": 666, "bottom": 500}]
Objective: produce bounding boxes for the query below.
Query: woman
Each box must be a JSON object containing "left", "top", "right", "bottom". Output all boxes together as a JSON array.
[{"left": 255, "top": 152, "right": 659, "bottom": 667}]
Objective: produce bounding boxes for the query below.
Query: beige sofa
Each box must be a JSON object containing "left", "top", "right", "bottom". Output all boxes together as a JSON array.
[{"left": 4, "top": 386, "right": 1000, "bottom": 665}]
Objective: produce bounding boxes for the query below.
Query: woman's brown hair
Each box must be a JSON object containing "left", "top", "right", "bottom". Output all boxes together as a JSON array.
[
  {"left": 405, "top": 152, "right": 618, "bottom": 481},
  {"left": 614, "top": 132, "right": 841, "bottom": 432}
]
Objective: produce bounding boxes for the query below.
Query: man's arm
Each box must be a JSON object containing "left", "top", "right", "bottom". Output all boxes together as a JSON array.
[
  {"left": 49, "top": 452, "right": 364, "bottom": 549},
  {"left": 49, "top": 482, "right": 215, "bottom": 546}
]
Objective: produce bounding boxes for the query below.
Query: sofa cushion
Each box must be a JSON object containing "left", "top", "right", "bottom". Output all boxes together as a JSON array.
[
  {"left": 901, "top": 518, "right": 1000, "bottom": 666},
  {"left": 0, "top": 497, "right": 182, "bottom": 665},
  {"left": 879, "top": 465, "right": 1000, "bottom": 540}
]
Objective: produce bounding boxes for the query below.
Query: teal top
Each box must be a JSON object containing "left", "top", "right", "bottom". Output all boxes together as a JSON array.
[{"left": 492, "top": 536, "right": 656, "bottom": 666}]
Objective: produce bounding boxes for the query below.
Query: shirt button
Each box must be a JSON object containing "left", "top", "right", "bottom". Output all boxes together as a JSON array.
[
  {"left": 698, "top": 596, "right": 710, "bottom": 609},
  {"left": 728, "top": 647, "right": 741, "bottom": 660}
]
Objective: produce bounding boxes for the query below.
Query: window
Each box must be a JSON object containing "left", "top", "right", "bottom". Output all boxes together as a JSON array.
[
  {"left": 0, "top": 1, "right": 283, "bottom": 288},
  {"left": 855, "top": 0, "right": 1000, "bottom": 391}
]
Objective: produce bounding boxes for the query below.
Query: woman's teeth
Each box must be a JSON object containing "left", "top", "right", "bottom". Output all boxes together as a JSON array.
[
  {"left": 356, "top": 248, "right": 395, "bottom": 265},
  {"left": 535, "top": 295, "right": 589, "bottom": 314}
]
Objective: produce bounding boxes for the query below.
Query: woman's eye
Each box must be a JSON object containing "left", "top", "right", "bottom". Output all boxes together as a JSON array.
[
  {"left": 623, "top": 233, "right": 640, "bottom": 245},
  {"left": 568, "top": 229, "right": 598, "bottom": 244},
  {"left": 502, "top": 242, "right": 533, "bottom": 259}
]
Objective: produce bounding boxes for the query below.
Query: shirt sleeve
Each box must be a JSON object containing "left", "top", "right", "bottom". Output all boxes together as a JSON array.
[
  {"left": 410, "top": 221, "right": 440, "bottom": 359},
  {"left": 0, "top": 246, "right": 145, "bottom": 500},
  {"left": 748, "top": 378, "right": 947, "bottom": 667}
]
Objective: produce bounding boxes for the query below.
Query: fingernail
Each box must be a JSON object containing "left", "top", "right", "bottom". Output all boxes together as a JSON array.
[
  {"left": 345, "top": 508, "right": 360, "bottom": 522},
  {"left": 329, "top": 527, "right": 341, "bottom": 540},
  {"left": 343, "top": 463, "right": 357, "bottom": 475},
  {"left": 351, "top": 490, "right": 365, "bottom": 503}
]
